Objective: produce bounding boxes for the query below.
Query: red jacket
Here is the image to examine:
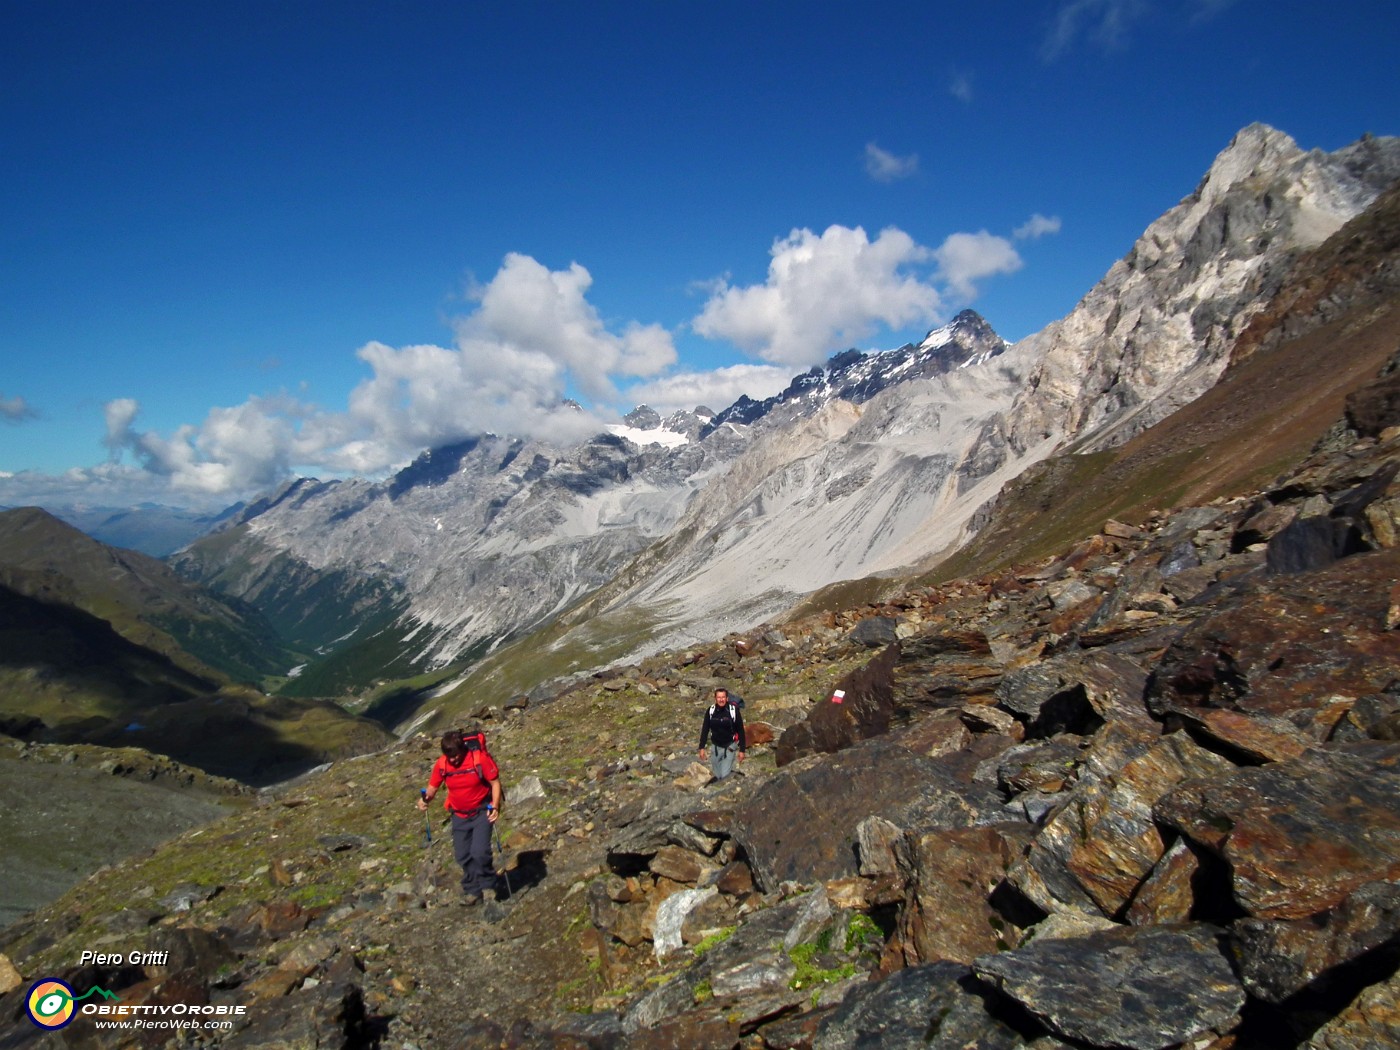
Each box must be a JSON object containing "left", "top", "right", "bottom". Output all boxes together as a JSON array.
[{"left": 429, "top": 750, "right": 499, "bottom": 815}]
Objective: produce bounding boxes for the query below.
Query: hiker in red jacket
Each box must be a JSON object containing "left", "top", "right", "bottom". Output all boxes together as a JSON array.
[{"left": 418, "top": 729, "right": 503, "bottom": 905}]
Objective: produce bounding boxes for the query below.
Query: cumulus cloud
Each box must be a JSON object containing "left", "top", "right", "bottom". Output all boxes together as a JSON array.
[
  {"left": 623, "top": 364, "right": 793, "bottom": 417},
  {"left": 98, "top": 253, "right": 680, "bottom": 495},
  {"left": 103, "top": 398, "right": 140, "bottom": 457},
  {"left": 1014, "top": 213, "right": 1063, "bottom": 239},
  {"left": 932, "top": 231, "right": 1024, "bottom": 300},
  {"left": 1, "top": 394, "right": 37, "bottom": 423},
  {"left": 460, "top": 253, "right": 675, "bottom": 402},
  {"left": 864, "top": 143, "right": 919, "bottom": 183},
  {"left": 693, "top": 225, "right": 942, "bottom": 367}
]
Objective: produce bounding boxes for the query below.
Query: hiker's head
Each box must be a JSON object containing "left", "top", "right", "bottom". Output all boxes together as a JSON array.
[
  {"left": 715, "top": 689, "right": 729, "bottom": 705},
  {"left": 441, "top": 730, "right": 465, "bottom": 759}
]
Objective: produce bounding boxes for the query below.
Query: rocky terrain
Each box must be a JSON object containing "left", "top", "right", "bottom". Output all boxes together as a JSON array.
[{"left": 2, "top": 343, "right": 1399, "bottom": 1046}]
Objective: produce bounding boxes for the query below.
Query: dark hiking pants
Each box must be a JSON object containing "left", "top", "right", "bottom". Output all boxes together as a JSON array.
[{"left": 451, "top": 809, "right": 495, "bottom": 897}]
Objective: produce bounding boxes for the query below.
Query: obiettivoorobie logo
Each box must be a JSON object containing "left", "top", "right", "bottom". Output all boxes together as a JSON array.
[{"left": 25, "top": 979, "right": 120, "bottom": 1029}]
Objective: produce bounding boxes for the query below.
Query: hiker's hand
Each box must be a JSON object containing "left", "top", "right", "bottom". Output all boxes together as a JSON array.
[
  {"left": 698, "top": 748, "right": 707, "bottom": 761},
  {"left": 416, "top": 796, "right": 429, "bottom": 811},
  {"left": 739, "top": 751, "right": 747, "bottom": 763},
  {"left": 488, "top": 807, "right": 500, "bottom": 824}
]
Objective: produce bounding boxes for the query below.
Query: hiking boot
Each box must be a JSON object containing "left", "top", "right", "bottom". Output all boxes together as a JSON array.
[
  {"left": 460, "top": 893, "right": 482, "bottom": 907},
  {"left": 481, "top": 887, "right": 497, "bottom": 902}
]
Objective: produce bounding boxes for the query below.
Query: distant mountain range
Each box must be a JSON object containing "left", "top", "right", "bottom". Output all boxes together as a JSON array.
[
  {"left": 15, "top": 501, "right": 243, "bottom": 557},
  {"left": 158, "top": 124, "right": 1400, "bottom": 708},
  {"left": 5, "top": 122, "right": 1397, "bottom": 737}
]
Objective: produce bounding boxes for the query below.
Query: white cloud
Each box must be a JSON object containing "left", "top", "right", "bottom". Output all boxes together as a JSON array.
[
  {"left": 864, "top": 143, "right": 919, "bottom": 183},
  {"left": 97, "top": 253, "right": 678, "bottom": 496},
  {"left": 1014, "top": 213, "right": 1063, "bottom": 239},
  {"left": 0, "top": 462, "right": 232, "bottom": 512},
  {"left": 1, "top": 394, "right": 37, "bottom": 423},
  {"left": 623, "top": 364, "right": 794, "bottom": 416},
  {"left": 103, "top": 398, "right": 140, "bottom": 457},
  {"left": 693, "top": 225, "right": 942, "bottom": 367},
  {"left": 932, "top": 231, "right": 1023, "bottom": 299},
  {"left": 461, "top": 253, "right": 675, "bottom": 402}
]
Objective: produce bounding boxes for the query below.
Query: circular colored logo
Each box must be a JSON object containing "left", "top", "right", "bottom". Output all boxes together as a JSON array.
[{"left": 26, "top": 979, "right": 76, "bottom": 1029}]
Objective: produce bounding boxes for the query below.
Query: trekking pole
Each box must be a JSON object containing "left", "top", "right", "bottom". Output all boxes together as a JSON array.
[
  {"left": 420, "top": 790, "right": 432, "bottom": 848},
  {"left": 493, "top": 826, "right": 513, "bottom": 899}
]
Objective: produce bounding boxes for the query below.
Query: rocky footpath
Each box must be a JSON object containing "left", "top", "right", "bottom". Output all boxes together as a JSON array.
[{"left": 3, "top": 394, "right": 1400, "bottom": 1047}]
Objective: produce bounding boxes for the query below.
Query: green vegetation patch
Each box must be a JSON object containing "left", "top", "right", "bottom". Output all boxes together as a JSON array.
[{"left": 788, "top": 940, "right": 857, "bottom": 990}]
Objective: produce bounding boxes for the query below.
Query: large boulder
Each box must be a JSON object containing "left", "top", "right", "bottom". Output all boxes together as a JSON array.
[
  {"left": 995, "top": 651, "right": 1154, "bottom": 737},
  {"left": 1156, "top": 742, "right": 1400, "bottom": 919},
  {"left": 1234, "top": 879, "right": 1400, "bottom": 1003},
  {"left": 974, "top": 923, "right": 1245, "bottom": 1050},
  {"left": 775, "top": 645, "right": 900, "bottom": 765},
  {"left": 1008, "top": 730, "right": 1233, "bottom": 919},
  {"left": 733, "top": 738, "right": 1005, "bottom": 892},
  {"left": 896, "top": 825, "right": 1029, "bottom": 965},
  {"left": 1148, "top": 548, "right": 1400, "bottom": 723},
  {"left": 812, "top": 961, "right": 1054, "bottom": 1049}
]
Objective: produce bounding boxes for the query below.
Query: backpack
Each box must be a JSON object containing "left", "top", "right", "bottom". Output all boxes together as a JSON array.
[
  {"left": 442, "top": 729, "right": 495, "bottom": 787},
  {"left": 708, "top": 703, "right": 740, "bottom": 723}
]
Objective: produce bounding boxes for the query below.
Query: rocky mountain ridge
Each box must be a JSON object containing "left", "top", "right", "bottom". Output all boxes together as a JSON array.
[
  {"left": 171, "top": 125, "right": 1400, "bottom": 706},
  {"left": 1006, "top": 123, "right": 1400, "bottom": 456}
]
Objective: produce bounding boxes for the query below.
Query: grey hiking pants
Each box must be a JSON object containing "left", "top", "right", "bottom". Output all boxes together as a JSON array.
[{"left": 709, "top": 743, "right": 740, "bottom": 781}]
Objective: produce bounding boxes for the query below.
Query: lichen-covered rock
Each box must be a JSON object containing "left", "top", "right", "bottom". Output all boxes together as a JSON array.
[
  {"left": 1234, "top": 879, "right": 1400, "bottom": 1002},
  {"left": 1008, "top": 732, "right": 1233, "bottom": 919},
  {"left": 1156, "top": 743, "right": 1400, "bottom": 919},
  {"left": 733, "top": 738, "right": 1005, "bottom": 892},
  {"left": 1304, "top": 967, "right": 1400, "bottom": 1049},
  {"left": 974, "top": 923, "right": 1244, "bottom": 1049},
  {"left": 1148, "top": 548, "right": 1400, "bottom": 720},
  {"left": 897, "top": 826, "right": 1025, "bottom": 965}
]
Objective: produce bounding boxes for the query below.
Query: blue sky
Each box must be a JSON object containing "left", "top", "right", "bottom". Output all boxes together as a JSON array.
[{"left": 2, "top": 1, "right": 1397, "bottom": 509}]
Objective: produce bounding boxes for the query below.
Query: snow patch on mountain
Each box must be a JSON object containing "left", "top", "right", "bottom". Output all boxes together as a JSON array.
[{"left": 605, "top": 422, "right": 691, "bottom": 449}]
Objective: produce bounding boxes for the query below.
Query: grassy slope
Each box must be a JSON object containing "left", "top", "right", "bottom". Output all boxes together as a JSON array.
[{"left": 0, "top": 508, "right": 293, "bottom": 686}]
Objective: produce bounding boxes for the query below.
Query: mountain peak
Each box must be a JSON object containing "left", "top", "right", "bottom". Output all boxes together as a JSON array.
[{"left": 1197, "top": 122, "right": 1303, "bottom": 203}]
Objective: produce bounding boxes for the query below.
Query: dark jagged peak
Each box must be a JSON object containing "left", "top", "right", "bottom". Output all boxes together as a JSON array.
[
  {"left": 701, "top": 393, "right": 768, "bottom": 435},
  {"left": 623, "top": 404, "right": 662, "bottom": 430},
  {"left": 826, "top": 348, "right": 865, "bottom": 371},
  {"left": 387, "top": 436, "right": 483, "bottom": 499},
  {"left": 231, "top": 476, "right": 332, "bottom": 527},
  {"left": 700, "top": 310, "right": 1006, "bottom": 438}
]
